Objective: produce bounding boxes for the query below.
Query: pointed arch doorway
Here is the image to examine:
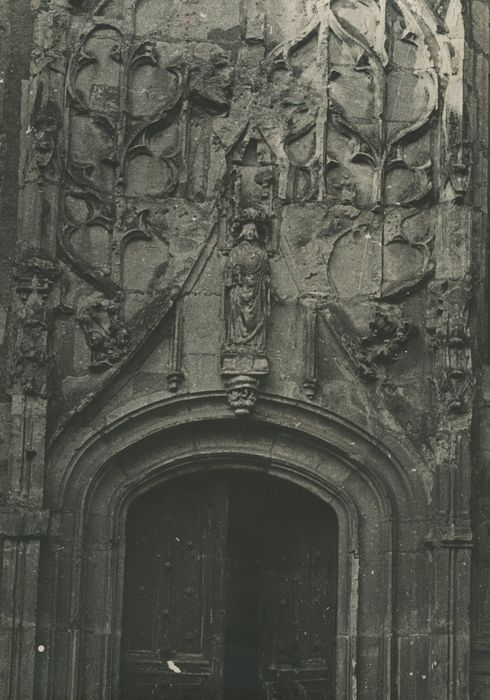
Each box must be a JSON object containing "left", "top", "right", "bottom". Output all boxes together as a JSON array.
[{"left": 120, "top": 470, "right": 339, "bottom": 699}]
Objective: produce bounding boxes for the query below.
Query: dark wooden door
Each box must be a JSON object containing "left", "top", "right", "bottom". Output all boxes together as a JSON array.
[
  {"left": 121, "top": 473, "right": 337, "bottom": 700},
  {"left": 258, "top": 480, "right": 338, "bottom": 700},
  {"left": 121, "top": 476, "right": 228, "bottom": 699}
]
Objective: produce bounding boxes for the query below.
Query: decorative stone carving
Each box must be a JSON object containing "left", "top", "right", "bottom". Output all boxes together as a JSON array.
[
  {"left": 13, "top": 256, "right": 59, "bottom": 303},
  {"left": 261, "top": 0, "right": 445, "bottom": 310},
  {"left": 223, "top": 219, "right": 270, "bottom": 355},
  {"left": 425, "top": 0, "right": 452, "bottom": 27},
  {"left": 31, "top": 3, "right": 71, "bottom": 77},
  {"left": 437, "top": 369, "right": 472, "bottom": 415},
  {"left": 11, "top": 319, "right": 50, "bottom": 398},
  {"left": 381, "top": 208, "right": 435, "bottom": 301},
  {"left": 267, "top": 0, "right": 438, "bottom": 209},
  {"left": 188, "top": 43, "right": 234, "bottom": 116},
  {"left": 62, "top": 27, "right": 234, "bottom": 300},
  {"left": 47, "top": 0, "right": 462, "bottom": 413},
  {"left": 427, "top": 280, "right": 472, "bottom": 415},
  {"left": 357, "top": 309, "right": 413, "bottom": 381},
  {"left": 223, "top": 375, "right": 259, "bottom": 416},
  {"left": 221, "top": 212, "right": 271, "bottom": 414},
  {"left": 446, "top": 153, "right": 471, "bottom": 202},
  {"left": 76, "top": 293, "right": 129, "bottom": 370},
  {"left": 10, "top": 257, "right": 60, "bottom": 397},
  {"left": 32, "top": 100, "right": 61, "bottom": 173},
  {"left": 219, "top": 124, "right": 279, "bottom": 253},
  {"left": 3, "top": 1, "right": 480, "bottom": 699}
]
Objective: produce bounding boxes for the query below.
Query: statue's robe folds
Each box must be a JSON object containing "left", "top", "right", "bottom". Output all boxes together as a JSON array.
[{"left": 225, "top": 240, "right": 271, "bottom": 353}]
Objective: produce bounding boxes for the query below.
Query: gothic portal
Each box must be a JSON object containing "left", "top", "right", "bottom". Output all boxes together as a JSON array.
[{"left": 0, "top": 0, "right": 488, "bottom": 698}]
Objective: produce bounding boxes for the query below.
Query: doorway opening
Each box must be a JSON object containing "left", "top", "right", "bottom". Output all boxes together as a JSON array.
[{"left": 121, "top": 470, "right": 338, "bottom": 699}]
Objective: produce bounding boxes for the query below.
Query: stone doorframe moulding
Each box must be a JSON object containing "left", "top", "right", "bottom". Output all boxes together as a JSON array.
[{"left": 37, "top": 394, "right": 431, "bottom": 699}]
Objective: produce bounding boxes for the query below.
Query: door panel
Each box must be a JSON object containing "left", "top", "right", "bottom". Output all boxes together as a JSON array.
[
  {"left": 259, "top": 481, "right": 338, "bottom": 699},
  {"left": 223, "top": 477, "right": 263, "bottom": 699},
  {"left": 121, "top": 473, "right": 338, "bottom": 700},
  {"left": 121, "top": 476, "right": 228, "bottom": 699}
]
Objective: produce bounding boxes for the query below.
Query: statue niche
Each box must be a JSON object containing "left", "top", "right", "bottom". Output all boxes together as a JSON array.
[{"left": 221, "top": 213, "right": 271, "bottom": 415}]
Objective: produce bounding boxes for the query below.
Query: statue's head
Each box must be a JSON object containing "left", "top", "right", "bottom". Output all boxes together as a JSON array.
[
  {"left": 188, "top": 44, "right": 233, "bottom": 114},
  {"left": 240, "top": 222, "right": 259, "bottom": 242},
  {"left": 233, "top": 208, "right": 267, "bottom": 244}
]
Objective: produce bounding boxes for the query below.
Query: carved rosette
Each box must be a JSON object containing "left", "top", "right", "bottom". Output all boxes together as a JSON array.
[{"left": 221, "top": 213, "right": 271, "bottom": 415}]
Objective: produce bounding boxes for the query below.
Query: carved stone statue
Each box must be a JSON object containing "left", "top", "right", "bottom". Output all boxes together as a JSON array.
[
  {"left": 221, "top": 216, "right": 271, "bottom": 415},
  {"left": 224, "top": 221, "right": 271, "bottom": 354}
]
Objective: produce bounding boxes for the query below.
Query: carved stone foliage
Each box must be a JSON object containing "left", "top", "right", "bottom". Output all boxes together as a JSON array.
[
  {"left": 76, "top": 293, "right": 129, "bottom": 370},
  {"left": 221, "top": 213, "right": 271, "bottom": 414},
  {"left": 10, "top": 257, "right": 60, "bottom": 397},
  {"left": 356, "top": 308, "right": 413, "bottom": 381}
]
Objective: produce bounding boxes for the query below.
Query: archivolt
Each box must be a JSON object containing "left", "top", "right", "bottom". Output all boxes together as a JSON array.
[
  {"left": 41, "top": 393, "right": 430, "bottom": 699},
  {"left": 48, "top": 392, "right": 428, "bottom": 522}
]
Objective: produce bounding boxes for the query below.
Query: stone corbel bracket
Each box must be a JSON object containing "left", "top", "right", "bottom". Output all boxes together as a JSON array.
[{"left": 221, "top": 354, "right": 270, "bottom": 416}]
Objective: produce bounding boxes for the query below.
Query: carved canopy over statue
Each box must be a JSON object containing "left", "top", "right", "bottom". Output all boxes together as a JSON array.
[{"left": 223, "top": 215, "right": 271, "bottom": 355}]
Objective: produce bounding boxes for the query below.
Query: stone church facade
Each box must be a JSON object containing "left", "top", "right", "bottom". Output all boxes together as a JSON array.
[{"left": 0, "top": 0, "right": 488, "bottom": 697}]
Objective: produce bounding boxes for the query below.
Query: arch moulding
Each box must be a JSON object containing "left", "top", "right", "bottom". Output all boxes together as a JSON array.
[{"left": 38, "top": 394, "right": 431, "bottom": 699}]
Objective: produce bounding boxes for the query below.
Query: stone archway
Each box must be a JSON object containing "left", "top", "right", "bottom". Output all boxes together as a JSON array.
[{"left": 36, "top": 395, "right": 429, "bottom": 699}]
